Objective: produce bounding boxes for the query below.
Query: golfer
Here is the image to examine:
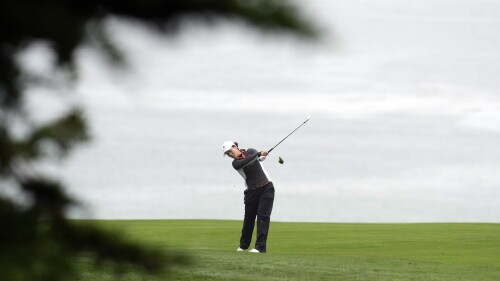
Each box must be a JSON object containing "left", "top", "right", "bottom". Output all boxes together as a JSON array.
[{"left": 223, "top": 141, "right": 275, "bottom": 253}]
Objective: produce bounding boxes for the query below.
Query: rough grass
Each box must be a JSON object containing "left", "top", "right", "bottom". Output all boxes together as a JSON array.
[{"left": 72, "top": 220, "right": 500, "bottom": 281}]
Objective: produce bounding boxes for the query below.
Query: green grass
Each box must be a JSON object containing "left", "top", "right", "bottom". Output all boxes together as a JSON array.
[{"left": 73, "top": 220, "right": 500, "bottom": 280}]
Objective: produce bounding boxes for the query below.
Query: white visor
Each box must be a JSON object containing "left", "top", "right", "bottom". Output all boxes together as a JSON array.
[{"left": 222, "top": 141, "right": 235, "bottom": 156}]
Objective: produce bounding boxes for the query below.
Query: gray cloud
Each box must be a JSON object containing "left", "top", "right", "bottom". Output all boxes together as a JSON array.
[{"left": 24, "top": 0, "right": 500, "bottom": 222}]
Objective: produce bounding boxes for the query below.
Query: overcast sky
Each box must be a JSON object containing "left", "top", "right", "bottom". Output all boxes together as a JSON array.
[{"left": 22, "top": 0, "right": 500, "bottom": 222}]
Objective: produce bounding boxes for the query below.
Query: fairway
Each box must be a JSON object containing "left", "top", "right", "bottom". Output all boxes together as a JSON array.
[{"left": 74, "top": 220, "right": 500, "bottom": 281}]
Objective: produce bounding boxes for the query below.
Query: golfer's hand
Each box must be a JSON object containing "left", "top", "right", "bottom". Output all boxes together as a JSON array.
[{"left": 260, "top": 151, "right": 269, "bottom": 157}]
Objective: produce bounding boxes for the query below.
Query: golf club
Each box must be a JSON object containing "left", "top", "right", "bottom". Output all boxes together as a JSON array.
[{"left": 268, "top": 115, "right": 311, "bottom": 153}]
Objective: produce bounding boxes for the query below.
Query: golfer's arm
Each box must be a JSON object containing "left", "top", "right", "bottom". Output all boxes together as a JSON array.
[{"left": 232, "top": 151, "right": 261, "bottom": 170}]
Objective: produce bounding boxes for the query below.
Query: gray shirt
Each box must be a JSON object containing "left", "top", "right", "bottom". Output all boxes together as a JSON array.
[{"left": 232, "top": 148, "right": 272, "bottom": 189}]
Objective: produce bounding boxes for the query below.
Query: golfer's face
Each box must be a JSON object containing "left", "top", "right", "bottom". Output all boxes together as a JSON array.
[{"left": 227, "top": 145, "right": 241, "bottom": 159}]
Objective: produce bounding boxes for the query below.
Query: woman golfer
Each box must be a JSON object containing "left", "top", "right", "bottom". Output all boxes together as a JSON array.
[{"left": 223, "top": 141, "right": 275, "bottom": 253}]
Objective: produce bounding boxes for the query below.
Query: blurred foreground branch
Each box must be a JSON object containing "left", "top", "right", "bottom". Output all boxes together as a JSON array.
[{"left": 0, "top": 0, "right": 318, "bottom": 280}]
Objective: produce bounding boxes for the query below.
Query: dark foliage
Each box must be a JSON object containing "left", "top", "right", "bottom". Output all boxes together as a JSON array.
[{"left": 0, "top": 0, "right": 316, "bottom": 280}]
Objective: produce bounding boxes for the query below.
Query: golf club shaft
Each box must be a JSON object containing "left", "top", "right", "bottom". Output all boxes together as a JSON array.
[{"left": 268, "top": 116, "right": 310, "bottom": 153}]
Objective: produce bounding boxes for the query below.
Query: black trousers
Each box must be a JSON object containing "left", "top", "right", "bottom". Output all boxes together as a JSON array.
[{"left": 239, "top": 182, "right": 275, "bottom": 253}]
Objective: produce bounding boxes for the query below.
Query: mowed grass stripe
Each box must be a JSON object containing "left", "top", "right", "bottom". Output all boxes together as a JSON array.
[{"left": 73, "top": 220, "right": 500, "bottom": 281}]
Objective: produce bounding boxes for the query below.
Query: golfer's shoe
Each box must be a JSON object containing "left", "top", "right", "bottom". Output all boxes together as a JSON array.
[
  {"left": 249, "top": 249, "right": 261, "bottom": 253},
  {"left": 236, "top": 247, "right": 246, "bottom": 252}
]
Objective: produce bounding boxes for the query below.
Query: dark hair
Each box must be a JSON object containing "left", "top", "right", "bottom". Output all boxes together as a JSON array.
[{"left": 234, "top": 142, "right": 238, "bottom": 147}]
